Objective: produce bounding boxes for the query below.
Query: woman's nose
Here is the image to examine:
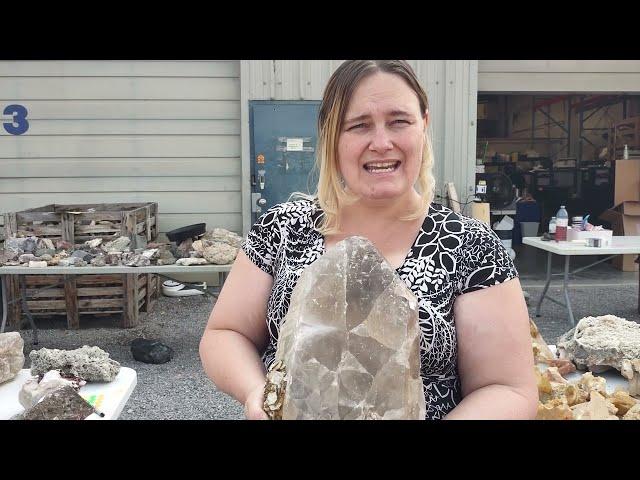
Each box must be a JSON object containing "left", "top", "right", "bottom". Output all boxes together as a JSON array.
[{"left": 368, "top": 127, "right": 393, "bottom": 153}]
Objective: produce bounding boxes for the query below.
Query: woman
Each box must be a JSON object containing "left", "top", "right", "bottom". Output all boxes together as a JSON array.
[{"left": 199, "top": 60, "right": 537, "bottom": 420}]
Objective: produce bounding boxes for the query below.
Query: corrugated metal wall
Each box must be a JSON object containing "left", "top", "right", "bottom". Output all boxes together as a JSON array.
[
  {"left": 0, "top": 61, "right": 242, "bottom": 241},
  {"left": 241, "top": 60, "right": 478, "bottom": 232},
  {"left": 479, "top": 61, "right": 640, "bottom": 92}
]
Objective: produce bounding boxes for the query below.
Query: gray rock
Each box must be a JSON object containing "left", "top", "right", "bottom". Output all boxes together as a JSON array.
[
  {"left": 22, "top": 237, "right": 38, "bottom": 254},
  {"left": 35, "top": 248, "right": 56, "bottom": 257},
  {"left": 37, "top": 254, "right": 53, "bottom": 262},
  {"left": 0, "top": 249, "right": 18, "bottom": 264},
  {"left": 22, "top": 385, "right": 95, "bottom": 420},
  {"left": 5, "top": 237, "right": 26, "bottom": 254},
  {"left": 104, "top": 236, "right": 131, "bottom": 252},
  {"left": 90, "top": 255, "right": 106, "bottom": 267},
  {"left": 203, "top": 228, "right": 244, "bottom": 248},
  {"left": 59, "top": 257, "right": 86, "bottom": 267},
  {"left": 71, "top": 250, "right": 94, "bottom": 262},
  {"left": 19, "top": 253, "right": 37, "bottom": 263},
  {"left": 156, "top": 249, "right": 176, "bottom": 266},
  {"left": 29, "top": 345, "right": 120, "bottom": 382},
  {"left": 203, "top": 242, "right": 238, "bottom": 265},
  {"left": 123, "top": 253, "right": 151, "bottom": 267},
  {"left": 0, "top": 332, "right": 25, "bottom": 384}
]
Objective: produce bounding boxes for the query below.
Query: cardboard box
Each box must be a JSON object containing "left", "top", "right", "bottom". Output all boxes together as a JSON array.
[
  {"left": 614, "top": 159, "right": 640, "bottom": 206},
  {"left": 599, "top": 201, "right": 640, "bottom": 271}
]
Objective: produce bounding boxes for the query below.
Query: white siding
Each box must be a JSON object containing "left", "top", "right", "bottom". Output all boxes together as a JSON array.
[
  {"left": 241, "top": 60, "right": 477, "bottom": 231},
  {"left": 479, "top": 61, "right": 640, "bottom": 92},
  {"left": 0, "top": 60, "right": 242, "bottom": 239}
]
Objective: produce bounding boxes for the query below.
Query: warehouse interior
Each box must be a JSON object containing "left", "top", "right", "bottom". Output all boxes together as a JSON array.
[{"left": 474, "top": 92, "right": 640, "bottom": 272}]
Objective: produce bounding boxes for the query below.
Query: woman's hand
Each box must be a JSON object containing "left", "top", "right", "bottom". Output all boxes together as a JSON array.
[{"left": 244, "top": 383, "right": 269, "bottom": 420}]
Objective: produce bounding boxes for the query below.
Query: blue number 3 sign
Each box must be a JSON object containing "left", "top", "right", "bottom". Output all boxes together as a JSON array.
[{"left": 3, "top": 104, "right": 29, "bottom": 135}]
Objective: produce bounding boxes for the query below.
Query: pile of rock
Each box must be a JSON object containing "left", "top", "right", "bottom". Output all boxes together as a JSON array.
[
  {"left": 0, "top": 227, "right": 243, "bottom": 268},
  {"left": 0, "top": 333, "right": 120, "bottom": 420}
]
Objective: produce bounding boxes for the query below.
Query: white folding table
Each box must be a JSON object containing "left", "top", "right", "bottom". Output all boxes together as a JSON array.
[
  {"left": 0, "top": 366, "right": 137, "bottom": 420},
  {"left": 522, "top": 236, "right": 640, "bottom": 325},
  {"left": 0, "top": 264, "right": 232, "bottom": 343}
]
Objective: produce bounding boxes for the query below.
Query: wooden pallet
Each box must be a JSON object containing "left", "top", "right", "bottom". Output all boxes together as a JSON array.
[
  {"left": 3, "top": 202, "right": 158, "bottom": 248},
  {"left": 5, "top": 273, "right": 159, "bottom": 329}
]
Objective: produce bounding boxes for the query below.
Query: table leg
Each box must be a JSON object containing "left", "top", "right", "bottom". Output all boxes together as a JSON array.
[
  {"left": 563, "top": 256, "right": 575, "bottom": 326},
  {"left": 535, "top": 252, "right": 553, "bottom": 317},
  {"left": 1, "top": 274, "right": 7, "bottom": 333},
  {"left": 19, "top": 275, "right": 39, "bottom": 345}
]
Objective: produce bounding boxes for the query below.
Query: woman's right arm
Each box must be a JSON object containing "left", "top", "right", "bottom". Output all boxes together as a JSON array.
[{"left": 199, "top": 250, "right": 273, "bottom": 419}]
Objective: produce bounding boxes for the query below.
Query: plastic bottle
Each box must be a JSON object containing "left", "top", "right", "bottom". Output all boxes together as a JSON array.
[
  {"left": 624, "top": 144, "right": 629, "bottom": 160},
  {"left": 549, "top": 216, "right": 557, "bottom": 234},
  {"left": 555, "top": 206, "right": 569, "bottom": 241}
]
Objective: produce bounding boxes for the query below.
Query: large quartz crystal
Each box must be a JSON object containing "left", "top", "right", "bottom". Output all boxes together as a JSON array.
[
  {"left": 0, "top": 332, "right": 25, "bottom": 384},
  {"left": 271, "top": 236, "right": 426, "bottom": 420}
]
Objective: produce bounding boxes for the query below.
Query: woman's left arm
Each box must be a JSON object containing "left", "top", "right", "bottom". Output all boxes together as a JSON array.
[{"left": 444, "top": 277, "right": 538, "bottom": 419}]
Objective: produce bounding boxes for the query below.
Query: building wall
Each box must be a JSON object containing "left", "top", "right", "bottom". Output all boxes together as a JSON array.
[
  {"left": 241, "top": 60, "right": 478, "bottom": 233},
  {"left": 479, "top": 61, "right": 640, "bottom": 92},
  {"left": 0, "top": 61, "right": 242, "bottom": 242}
]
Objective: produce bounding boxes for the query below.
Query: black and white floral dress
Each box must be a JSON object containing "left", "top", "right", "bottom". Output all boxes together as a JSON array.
[{"left": 241, "top": 199, "right": 518, "bottom": 419}]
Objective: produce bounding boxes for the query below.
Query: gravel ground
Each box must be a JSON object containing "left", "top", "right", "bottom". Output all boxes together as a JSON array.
[
  {"left": 12, "top": 282, "right": 639, "bottom": 420},
  {"left": 18, "top": 294, "right": 244, "bottom": 420},
  {"left": 525, "top": 283, "right": 639, "bottom": 344}
]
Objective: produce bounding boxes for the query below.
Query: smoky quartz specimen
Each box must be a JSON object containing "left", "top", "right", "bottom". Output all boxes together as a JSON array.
[{"left": 272, "top": 236, "right": 426, "bottom": 420}]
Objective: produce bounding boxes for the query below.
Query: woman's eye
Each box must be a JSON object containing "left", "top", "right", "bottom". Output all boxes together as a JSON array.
[
  {"left": 391, "top": 119, "right": 410, "bottom": 125},
  {"left": 347, "top": 123, "right": 366, "bottom": 131}
]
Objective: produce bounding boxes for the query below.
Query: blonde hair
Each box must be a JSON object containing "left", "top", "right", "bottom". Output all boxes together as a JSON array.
[{"left": 310, "top": 60, "right": 436, "bottom": 236}]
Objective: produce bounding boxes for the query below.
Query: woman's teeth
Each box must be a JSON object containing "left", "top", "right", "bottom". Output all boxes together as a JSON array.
[{"left": 364, "top": 161, "right": 399, "bottom": 173}]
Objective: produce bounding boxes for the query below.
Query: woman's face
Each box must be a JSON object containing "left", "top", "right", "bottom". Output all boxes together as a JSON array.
[{"left": 337, "top": 71, "right": 427, "bottom": 203}]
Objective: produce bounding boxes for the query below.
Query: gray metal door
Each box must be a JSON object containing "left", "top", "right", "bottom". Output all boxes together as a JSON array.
[{"left": 249, "top": 101, "right": 321, "bottom": 221}]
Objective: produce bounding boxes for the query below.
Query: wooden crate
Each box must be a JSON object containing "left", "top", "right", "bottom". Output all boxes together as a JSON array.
[
  {"left": 3, "top": 202, "right": 158, "bottom": 248},
  {"left": 5, "top": 273, "right": 159, "bottom": 329}
]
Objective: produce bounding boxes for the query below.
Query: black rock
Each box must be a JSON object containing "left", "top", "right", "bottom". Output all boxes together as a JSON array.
[{"left": 131, "top": 338, "right": 174, "bottom": 364}]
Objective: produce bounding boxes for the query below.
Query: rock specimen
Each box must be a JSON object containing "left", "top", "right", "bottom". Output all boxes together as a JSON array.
[
  {"left": 130, "top": 338, "right": 174, "bottom": 364},
  {"left": 0, "top": 332, "right": 25, "bottom": 384},
  {"left": 19, "top": 369, "right": 86, "bottom": 409},
  {"left": 30, "top": 345, "right": 120, "bottom": 382},
  {"left": 85, "top": 238, "right": 103, "bottom": 249},
  {"left": 104, "top": 236, "right": 131, "bottom": 252},
  {"left": 203, "top": 242, "right": 238, "bottom": 264},
  {"left": 22, "top": 385, "right": 95, "bottom": 420},
  {"left": 175, "top": 257, "right": 207, "bottom": 266},
  {"left": 19, "top": 253, "right": 37, "bottom": 263},
  {"left": 203, "top": 228, "right": 244, "bottom": 248},
  {"left": 156, "top": 249, "right": 176, "bottom": 265},
  {"left": 571, "top": 391, "right": 619, "bottom": 420},
  {"left": 90, "top": 255, "right": 106, "bottom": 267},
  {"left": 0, "top": 249, "right": 18, "bottom": 265},
  {"left": 28, "top": 261, "right": 48, "bottom": 268},
  {"left": 122, "top": 252, "right": 150, "bottom": 267},
  {"left": 557, "top": 315, "right": 640, "bottom": 395},
  {"left": 269, "top": 236, "right": 426, "bottom": 420}
]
